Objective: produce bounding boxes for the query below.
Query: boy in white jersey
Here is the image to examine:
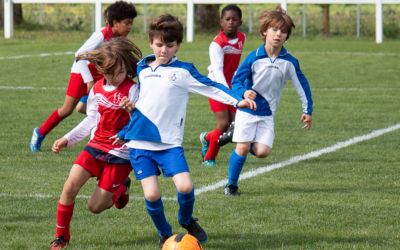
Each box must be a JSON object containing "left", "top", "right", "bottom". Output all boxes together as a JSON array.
[
  {"left": 224, "top": 7, "right": 313, "bottom": 196},
  {"left": 200, "top": 4, "right": 245, "bottom": 167},
  {"left": 115, "top": 14, "right": 256, "bottom": 248},
  {"left": 48, "top": 38, "right": 142, "bottom": 249},
  {"left": 30, "top": 1, "right": 138, "bottom": 152}
]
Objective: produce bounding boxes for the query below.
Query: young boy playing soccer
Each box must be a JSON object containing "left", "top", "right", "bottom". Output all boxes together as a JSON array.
[
  {"left": 115, "top": 14, "right": 256, "bottom": 247},
  {"left": 224, "top": 7, "right": 313, "bottom": 196},
  {"left": 29, "top": 1, "right": 138, "bottom": 152},
  {"left": 49, "top": 37, "right": 142, "bottom": 249},
  {"left": 199, "top": 4, "right": 246, "bottom": 167}
]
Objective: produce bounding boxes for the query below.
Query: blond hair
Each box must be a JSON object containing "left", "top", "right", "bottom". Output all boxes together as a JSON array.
[
  {"left": 76, "top": 37, "right": 142, "bottom": 78},
  {"left": 259, "top": 7, "right": 295, "bottom": 40}
]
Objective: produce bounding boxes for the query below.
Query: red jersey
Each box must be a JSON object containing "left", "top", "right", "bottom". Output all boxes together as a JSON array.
[
  {"left": 87, "top": 78, "right": 136, "bottom": 155},
  {"left": 209, "top": 30, "right": 246, "bottom": 85}
]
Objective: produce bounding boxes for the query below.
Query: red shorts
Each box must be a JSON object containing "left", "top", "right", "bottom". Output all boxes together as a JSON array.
[
  {"left": 66, "top": 64, "right": 103, "bottom": 99},
  {"left": 74, "top": 150, "right": 132, "bottom": 193},
  {"left": 208, "top": 98, "right": 237, "bottom": 113}
]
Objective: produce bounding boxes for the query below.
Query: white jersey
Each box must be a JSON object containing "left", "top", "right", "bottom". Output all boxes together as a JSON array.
[
  {"left": 232, "top": 44, "right": 313, "bottom": 116},
  {"left": 70, "top": 26, "right": 113, "bottom": 83},
  {"left": 118, "top": 55, "right": 241, "bottom": 150}
]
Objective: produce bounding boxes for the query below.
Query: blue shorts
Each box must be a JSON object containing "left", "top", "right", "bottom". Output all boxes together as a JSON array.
[{"left": 129, "top": 147, "right": 189, "bottom": 180}]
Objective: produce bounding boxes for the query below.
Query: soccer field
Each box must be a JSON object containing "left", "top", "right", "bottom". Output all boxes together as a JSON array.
[{"left": 0, "top": 31, "right": 399, "bottom": 249}]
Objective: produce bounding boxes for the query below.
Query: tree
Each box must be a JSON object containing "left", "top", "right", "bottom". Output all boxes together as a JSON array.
[
  {"left": 321, "top": 4, "right": 330, "bottom": 36},
  {"left": 0, "top": 0, "right": 23, "bottom": 26},
  {"left": 195, "top": 4, "right": 220, "bottom": 32}
]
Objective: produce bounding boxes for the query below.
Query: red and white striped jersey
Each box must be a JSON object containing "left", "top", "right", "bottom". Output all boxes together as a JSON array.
[
  {"left": 207, "top": 30, "right": 246, "bottom": 88},
  {"left": 71, "top": 26, "right": 114, "bottom": 83},
  {"left": 64, "top": 77, "right": 139, "bottom": 159}
]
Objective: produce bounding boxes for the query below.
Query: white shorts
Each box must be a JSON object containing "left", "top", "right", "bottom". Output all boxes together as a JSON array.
[{"left": 232, "top": 110, "right": 275, "bottom": 148}]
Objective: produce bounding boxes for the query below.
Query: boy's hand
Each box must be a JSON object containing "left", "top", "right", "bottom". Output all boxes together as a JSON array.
[
  {"left": 119, "top": 96, "right": 135, "bottom": 113},
  {"left": 237, "top": 98, "right": 257, "bottom": 110},
  {"left": 110, "top": 134, "right": 124, "bottom": 145},
  {"left": 244, "top": 90, "right": 257, "bottom": 100},
  {"left": 300, "top": 114, "right": 312, "bottom": 129},
  {"left": 52, "top": 137, "right": 68, "bottom": 154}
]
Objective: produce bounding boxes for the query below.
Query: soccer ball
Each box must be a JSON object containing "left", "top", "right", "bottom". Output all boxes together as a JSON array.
[{"left": 162, "top": 233, "right": 203, "bottom": 250}]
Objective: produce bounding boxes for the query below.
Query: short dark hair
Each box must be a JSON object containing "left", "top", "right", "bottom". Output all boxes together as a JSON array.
[
  {"left": 259, "top": 6, "right": 295, "bottom": 40},
  {"left": 106, "top": 1, "right": 138, "bottom": 27},
  {"left": 149, "top": 14, "right": 183, "bottom": 45},
  {"left": 221, "top": 4, "right": 242, "bottom": 19}
]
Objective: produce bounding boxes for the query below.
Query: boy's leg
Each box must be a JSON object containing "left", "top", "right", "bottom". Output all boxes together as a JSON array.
[
  {"left": 88, "top": 163, "right": 132, "bottom": 212},
  {"left": 142, "top": 176, "right": 172, "bottom": 237},
  {"left": 225, "top": 145, "right": 249, "bottom": 195},
  {"left": 54, "top": 164, "right": 91, "bottom": 243},
  {"left": 173, "top": 172, "right": 207, "bottom": 243}
]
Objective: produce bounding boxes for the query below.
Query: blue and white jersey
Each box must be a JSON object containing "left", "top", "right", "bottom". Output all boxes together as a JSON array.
[
  {"left": 232, "top": 44, "right": 313, "bottom": 116},
  {"left": 118, "top": 55, "right": 241, "bottom": 149}
]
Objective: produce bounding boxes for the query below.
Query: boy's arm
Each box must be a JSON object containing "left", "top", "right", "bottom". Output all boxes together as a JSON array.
[
  {"left": 74, "top": 31, "right": 105, "bottom": 84},
  {"left": 231, "top": 55, "right": 253, "bottom": 98},
  {"left": 186, "top": 64, "right": 240, "bottom": 106},
  {"left": 208, "top": 42, "right": 229, "bottom": 88},
  {"left": 63, "top": 89, "right": 98, "bottom": 146},
  {"left": 116, "top": 82, "right": 139, "bottom": 140},
  {"left": 288, "top": 58, "right": 313, "bottom": 116}
]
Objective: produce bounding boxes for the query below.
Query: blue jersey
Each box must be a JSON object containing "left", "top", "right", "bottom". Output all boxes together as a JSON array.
[
  {"left": 232, "top": 44, "right": 313, "bottom": 116},
  {"left": 118, "top": 55, "right": 241, "bottom": 148}
]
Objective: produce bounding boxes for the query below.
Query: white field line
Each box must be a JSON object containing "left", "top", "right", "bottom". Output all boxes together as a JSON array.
[
  {"left": 1, "top": 123, "right": 399, "bottom": 201},
  {"left": 193, "top": 123, "right": 400, "bottom": 196},
  {"left": 0, "top": 51, "right": 74, "bottom": 60}
]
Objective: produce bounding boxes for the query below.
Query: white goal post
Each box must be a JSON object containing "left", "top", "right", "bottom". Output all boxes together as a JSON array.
[{"left": 3, "top": 0, "right": 400, "bottom": 43}]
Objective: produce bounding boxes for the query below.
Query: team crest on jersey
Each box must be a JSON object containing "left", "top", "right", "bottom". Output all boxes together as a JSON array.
[
  {"left": 113, "top": 92, "right": 123, "bottom": 104},
  {"left": 169, "top": 73, "right": 177, "bottom": 82}
]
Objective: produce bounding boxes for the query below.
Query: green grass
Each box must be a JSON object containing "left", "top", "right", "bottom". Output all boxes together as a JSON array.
[{"left": 0, "top": 30, "right": 400, "bottom": 249}]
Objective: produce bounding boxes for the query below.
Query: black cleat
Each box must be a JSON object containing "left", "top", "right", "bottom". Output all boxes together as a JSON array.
[
  {"left": 224, "top": 185, "right": 241, "bottom": 196},
  {"left": 218, "top": 122, "right": 235, "bottom": 146},
  {"left": 159, "top": 233, "right": 171, "bottom": 249},
  {"left": 50, "top": 236, "right": 69, "bottom": 249},
  {"left": 180, "top": 217, "right": 208, "bottom": 244}
]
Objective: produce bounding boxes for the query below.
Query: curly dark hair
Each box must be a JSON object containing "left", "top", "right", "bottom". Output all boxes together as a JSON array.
[{"left": 105, "top": 1, "right": 138, "bottom": 27}]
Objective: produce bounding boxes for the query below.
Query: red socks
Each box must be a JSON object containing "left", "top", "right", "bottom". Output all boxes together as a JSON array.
[
  {"left": 38, "top": 109, "right": 62, "bottom": 136},
  {"left": 112, "top": 185, "right": 128, "bottom": 209},
  {"left": 55, "top": 202, "right": 75, "bottom": 241},
  {"left": 204, "top": 129, "right": 222, "bottom": 161}
]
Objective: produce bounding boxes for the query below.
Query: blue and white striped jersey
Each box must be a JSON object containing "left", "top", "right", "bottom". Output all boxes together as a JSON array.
[
  {"left": 118, "top": 55, "right": 242, "bottom": 149},
  {"left": 232, "top": 44, "right": 313, "bottom": 116}
]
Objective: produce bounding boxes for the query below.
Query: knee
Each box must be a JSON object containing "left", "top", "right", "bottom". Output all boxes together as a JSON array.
[
  {"left": 87, "top": 203, "right": 102, "bottom": 214},
  {"left": 255, "top": 147, "right": 271, "bottom": 158},
  {"left": 144, "top": 192, "right": 161, "bottom": 202},
  {"left": 176, "top": 183, "right": 193, "bottom": 194},
  {"left": 236, "top": 144, "right": 250, "bottom": 156},
  {"left": 62, "top": 181, "right": 80, "bottom": 200}
]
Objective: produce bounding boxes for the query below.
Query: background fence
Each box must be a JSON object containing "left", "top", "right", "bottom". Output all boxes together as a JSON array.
[{"left": 3, "top": 0, "right": 400, "bottom": 43}]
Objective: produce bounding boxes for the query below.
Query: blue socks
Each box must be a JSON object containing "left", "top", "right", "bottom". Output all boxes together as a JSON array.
[
  {"left": 227, "top": 150, "right": 247, "bottom": 187},
  {"left": 145, "top": 198, "right": 172, "bottom": 237},
  {"left": 177, "top": 189, "right": 195, "bottom": 225}
]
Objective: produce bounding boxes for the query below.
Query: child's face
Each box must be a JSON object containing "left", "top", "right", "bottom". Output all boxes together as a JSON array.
[
  {"left": 150, "top": 37, "right": 180, "bottom": 65},
  {"left": 104, "top": 63, "right": 127, "bottom": 86},
  {"left": 263, "top": 27, "right": 288, "bottom": 49},
  {"left": 112, "top": 18, "right": 133, "bottom": 37},
  {"left": 220, "top": 10, "right": 242, "bottom": 37}
]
